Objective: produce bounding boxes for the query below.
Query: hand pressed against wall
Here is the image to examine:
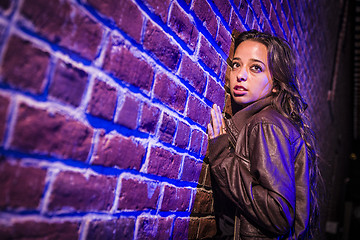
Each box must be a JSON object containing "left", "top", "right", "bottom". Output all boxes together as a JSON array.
[{"left": 208, "top": 104, "right": 226, "bottom": 139}]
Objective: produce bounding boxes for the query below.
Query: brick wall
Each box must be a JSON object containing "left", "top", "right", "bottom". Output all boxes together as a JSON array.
[{"left": 0, "top": 0, "right": 350, "bottom": 239}]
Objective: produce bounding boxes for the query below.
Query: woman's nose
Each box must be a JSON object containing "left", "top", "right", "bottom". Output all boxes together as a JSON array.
[{"left": 237, "top": 68, "right": 247, "bottom": 81}]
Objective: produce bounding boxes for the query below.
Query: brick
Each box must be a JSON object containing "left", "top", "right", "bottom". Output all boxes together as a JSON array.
[
  {"left": 0, "top": 95, "right": 9, "bottom": 144},
  {"left": 118, "top": 178, "right": 160, "bottom": 210},
  {"left": 189, "top": 129, "right": 202, "bottom": 155},
  {"left": 0, "top": 160, "right": 47, "bottom": 209},
  {"left": 245, "top": 8, "right": 254, "bottom": 28},
  {"left": 48, "top": 171, "right": 117, "bottom": 212},
  {"left": 154, "top": 73, "right": 187, "bottom": 112},
  {"left": 1, "top": 35, "right": 50, "bottom": 94},
  {"left": 21, "top": 0, "right": 103, "bottom": 60},
  {"left": 136, "top": 216, "right": 173, "bottom": 240},
  {"left": 87, "top": 0, "right": 143, "bottom": 42},
  {"left": 198, "top": 217, "right": 216, "bottom": 239},
  {"left": 270, "top": 9, "right": 282, "bottom": 37},
  {"left": 200, "top": 134, "right": 208, "bottom": 157},
  {"left": 213, "top": 0, "right": 231, "bottom": 23},
  {"left": 216, "top": 22, "right": 231, "bottom": 55},
  {"left": 115, "top": 94, "right": 140, "bottom": 129},
  {"left": 262, "top": 0, "right": 271, "bottom": 13},
  {"left": 139, "top": 103, "right": 161, "bottom": 134},
  {"left": 144, "top": 21, "right": 181, "bottom": 71},
  {"left": 181, "top": 156, "right": 202, "bottom": 182},
  {"left": 179, "top": 55, "right": 206, "bottom": 94},
  {"left": 186, "top": 95, "right": 210, "bottom": 127},
  {"left": 205, "top": 76, "right": 225, "bottom": 108},
  {"left": 87, "top": 79, "right": 117, "bottom": 121},
  {"left": 173, "top": 218, "right": 189, "bottom": 240},
  {"left": 251, "top": 0, "right": 262, "bottom": 20},
  {"left": 161, "top": 185, "right": 191, "bottom": 211},
  {"left": 174, "top": 121, "right": 191, "bottom": 149},
  {"left": 239, "top": 0, "right": 248, "bottom": 20},
  {"left": 93, "top": 132, "right": 145, "bottom": 170},
  {"left": 159, "top": 112, "right": 177, "bottom": 144},
  {"left": 188, "top": 218, "right": 200, "bottom": 239},
  {"left": 87, "top": 218, "right": 135, "bottom": 240},
  {"left": 143, "top": 0, "right": 171, "bottom": 23},
  {"left": 0, "top": 220, "right": 80, "bottom": 240},
  {"left": 198, "top": 36, "right": 221, "bottom": 75},
  {"left": 230, "top": 10, "right": 247, "bottom": 33},
  {"left": 192, "top": 0, "right": 218, "bottom": 38},
  {"left": 103, "top": 37, "right": 154, "bottom": 91},
  {"left": 147, "top": 146, "right": 182, "bottom": 179},
  {"left": 192, "top": 189, "right": 213, "bottom": 214},
  {"left": 233, "top": 0, "right": 240, "bottom": 8},
  {"left": 198, "top": 162, "right": 208, "bottom": 186},
  {"left": 11, "top": 103, "right": 93, "bottom": 161},
  {"left": 169, "top": 2, "right": 198, "bottom": 51},
  {"left": 49, "top": 61, "right": 88, "bottom": 107}
]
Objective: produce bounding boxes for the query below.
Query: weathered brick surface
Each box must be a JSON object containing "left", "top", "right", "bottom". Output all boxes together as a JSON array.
[
  {"left": 103, "top": 37, "right": 154, "bottom": 91},
  {"left": 192, "top": 189, "right": 213, "bottom": 214},
  {"left": 48, "top": 171, "right": 117, "bottom": 212},
  {"left": 154, "top": 73, "right": 187, "bottom": 112},
  {"left": 147, "top": 146, "right": 182, "bottom": 179},
  {"left": 198, "top": 217, "right": 217, "bottom": 239},
  {"left": 213, "top": 0, "right": 232, "bottom": 23},
  {"left": 87, "top": 0, "right": 143, "bottom": 43},
  {"left": 49, "top": 61, "right": 88, "bottom": 107},
  {"left": 181, "top": 156, "right": 202, "bottom": 182},
  {"left": 136, "top": 216, "right": 173, "bottom": 240},
  {"left": 192, "top": 0, "right": 218, "bottom": 38},
  {"left": 199, "top": 35, "right": 222, "bottom": 75},
  {"left": 115, "top": 94, "right": 140, "bottom": 129},
  {"left": 93, "top": 132, "right": 145, "bottom": 170},
  {"left": 189, "top": 129, "right": 203, "bottom": 155},
  {"left": 21, "top": 0, "right": 103, "bottom": 60},
  {"left": 174, "top": 121, "right": 191, "bottom": 149},
  {"left": 118, "top": 178, "right": 160, "bottom": 210},
  {"left": 0, "top": 95, "right": 9, "bottom": 144},
  {"left": 179, "top": 55, "right": 206, "bottom": 94},
  {"left": 11, "top": 103, "right": 93, "bottom": 161},
  {"left": 169, "top": 2, "right": 198, "bottom": 51},
  {"left": 143, "top": 0, "right": 171, "bottom": 23},
  {"left": 143, "top": 21, "right": 181, "bottom": 71},
  {"left": 160, "top": 185, "right": 191, "bottom": 211},
  {"left": 205, "top": 76, "right": 225, "bottom": 108},
  {"left": 188, "top": 218, "right": 200, "bottom": 239},
  {"left": 139, "top": 103, "right": 161, "bottom": 134},
  {"left": 186, "top": 95, "right": 210, "bottom": 127},
  {"left": 173, "top": 217, "right": 190, "bottom": 239},
  {"left": 159, "top": 112, "right": 177, "bottom": 144},
  {"left": 216, "top": 22, "right": 232, "bottom": 55},
  {"left": 87, "top": 218, "right": 135, "bottom": 240},
  {"left": 1, "top": 35, "right": 50, "bottom": 94},
  {"left": 87, "top": 79, "right": 117, "bottom": 120},
  {"left": 0, "top": 220, "right": 80, "bottom": 240},
  {"left": 0, "top": 159, "right": 47, "bottom": 210}
]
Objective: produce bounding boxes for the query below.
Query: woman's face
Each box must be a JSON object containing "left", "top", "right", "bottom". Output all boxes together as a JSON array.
[{"left": 229, "top": 40, "right": 273, "bottom": 107}]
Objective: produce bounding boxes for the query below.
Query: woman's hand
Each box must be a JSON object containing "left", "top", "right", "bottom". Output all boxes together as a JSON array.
[{"left": 208, "top": 104, "right": 226, "bottom": 139}]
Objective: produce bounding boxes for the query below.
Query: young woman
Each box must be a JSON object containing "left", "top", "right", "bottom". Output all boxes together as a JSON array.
[{"left": 207, "top": 30, "right": 320, "bottom": 239}]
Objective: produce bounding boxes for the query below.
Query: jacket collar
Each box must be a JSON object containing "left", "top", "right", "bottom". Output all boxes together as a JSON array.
[{"left": 227, "top": 96, "right": 272, "bottom": 133}]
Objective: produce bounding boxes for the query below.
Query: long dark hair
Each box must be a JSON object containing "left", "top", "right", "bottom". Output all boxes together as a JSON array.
[{"left": 230, "top": 29, "right": 321, "bottom": 239}]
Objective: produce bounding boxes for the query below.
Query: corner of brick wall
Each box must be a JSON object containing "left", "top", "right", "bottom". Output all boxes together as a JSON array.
[{"left": 0, "top": 0, "right": 345, "bottom": 239}]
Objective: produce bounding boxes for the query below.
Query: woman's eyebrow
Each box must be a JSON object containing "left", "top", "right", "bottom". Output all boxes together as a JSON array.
[{"left": 249, "top": 58, "right": 265, "bottom": 65}]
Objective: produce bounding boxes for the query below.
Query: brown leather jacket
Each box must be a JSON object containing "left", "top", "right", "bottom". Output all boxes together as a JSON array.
[{"left": 207, "top": 97, "right": 310, "bottom": 239}]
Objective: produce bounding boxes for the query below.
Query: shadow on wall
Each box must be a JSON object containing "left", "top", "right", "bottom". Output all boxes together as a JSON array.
[{"left": 0, "top": 0, "right": 348, "bottom": 239}]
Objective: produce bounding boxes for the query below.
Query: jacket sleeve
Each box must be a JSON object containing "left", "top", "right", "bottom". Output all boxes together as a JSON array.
[{"left": 208, "top": 122, "right": 297, "bottom": 235}]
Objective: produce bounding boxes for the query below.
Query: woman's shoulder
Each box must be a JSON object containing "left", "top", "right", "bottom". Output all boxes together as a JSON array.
[{"left": 247, "top": 106, "right": 300, "bottom": 139}]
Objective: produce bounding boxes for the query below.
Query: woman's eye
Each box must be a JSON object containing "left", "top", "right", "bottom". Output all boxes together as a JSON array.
[
  {"left": 231, "top": 62, "right": 240, "bottom": 69},
  {"left": 251, "top": 65, "right": 262, "bottom": 73}
]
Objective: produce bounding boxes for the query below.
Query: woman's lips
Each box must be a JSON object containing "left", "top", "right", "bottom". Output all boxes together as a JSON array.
[{"left": 233, "top": 85, "right": 247, "bottom": 95}]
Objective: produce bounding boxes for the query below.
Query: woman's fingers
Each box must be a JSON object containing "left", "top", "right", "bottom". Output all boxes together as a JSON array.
[{"left": 209, "top": 104, "right": 225, "bottom": 139}]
